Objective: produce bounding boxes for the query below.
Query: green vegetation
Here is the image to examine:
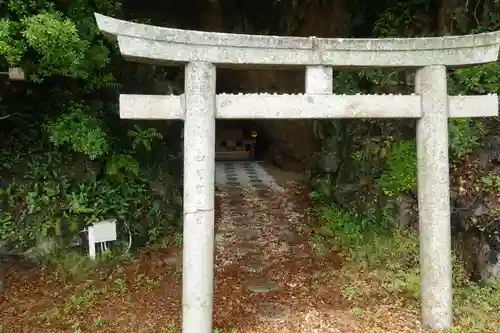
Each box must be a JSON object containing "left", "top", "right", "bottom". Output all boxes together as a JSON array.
[
  {"left": 310, "top": 0, "right": 499, "bottom": 209},
  {"left": 307, "top": 1, "right": 500, "bottom": 332},
  {"left": 311, "top": 205, "right": 500, "bottom": 332},
  {"left": 0, "top": 0, "right": 182, "bottom": 256},
  {"left": 1, "top": 0, "right": 500, "bottom": 331}
]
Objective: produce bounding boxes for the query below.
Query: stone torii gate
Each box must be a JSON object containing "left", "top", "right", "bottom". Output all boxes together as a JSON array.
[{"left": 94, "top": 13, "right": 500, "bottom": 332}]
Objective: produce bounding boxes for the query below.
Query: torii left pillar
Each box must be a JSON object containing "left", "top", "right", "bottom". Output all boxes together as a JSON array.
[{"left": 182, "top": 61, "right": 216, "bottom": 333}]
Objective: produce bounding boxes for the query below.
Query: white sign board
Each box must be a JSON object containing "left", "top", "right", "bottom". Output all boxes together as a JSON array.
[{"left": 87, "top": 218, "right": 117, "bottom": 259}]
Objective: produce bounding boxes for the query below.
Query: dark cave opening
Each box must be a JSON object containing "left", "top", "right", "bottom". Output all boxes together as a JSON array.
[{"left": 215, "top": 119, "right": 272, "bottom": 162}]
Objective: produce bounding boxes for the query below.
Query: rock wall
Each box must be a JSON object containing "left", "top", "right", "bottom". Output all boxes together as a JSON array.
[
  {"left": 132, "top": 0, "right": 347, "bottom": 173},
  {"left": 260, "top": 119, "right": 320, "bottom": 173},
  {"left": 387, "top": 136, "right": 500, "bottom": 282},
  {"left": 214, "top": 0, "right": 347, "bottom": 173},
  {"left": 217, "top": 68, "right": 320, "bottom": 172},
  {"left": 451, "top": 135, "right": 500, "bottom": 282}
]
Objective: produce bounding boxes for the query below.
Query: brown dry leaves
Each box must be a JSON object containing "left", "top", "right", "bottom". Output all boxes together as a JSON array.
[{"left": 0, "top": 181, "right": 431, "bottom": 333}]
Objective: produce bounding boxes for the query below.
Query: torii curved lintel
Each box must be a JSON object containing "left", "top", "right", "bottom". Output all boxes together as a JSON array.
[{"left": 94, "top": 13, "right": 500, "bottom": 67}]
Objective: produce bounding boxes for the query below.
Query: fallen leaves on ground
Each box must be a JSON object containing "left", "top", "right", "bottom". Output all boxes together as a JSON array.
[{"left": 1, "top": 181, "right": 437, "bottom": 333}]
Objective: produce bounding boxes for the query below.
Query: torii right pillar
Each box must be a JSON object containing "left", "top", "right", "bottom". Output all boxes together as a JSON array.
[{"left": 415, "top": 65, "right": 452, "bottom": 329}]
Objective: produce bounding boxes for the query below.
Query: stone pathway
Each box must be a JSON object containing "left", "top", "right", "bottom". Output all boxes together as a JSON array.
[
  {"left": 210, "top": 162, "right": 425, "bottom": 332},
  {"left": 214, "top": 174, "right": 305, "bottom": 327},
  {"left": 212, "top": 162, "right": 350, "bottom": 330},
  {"left": 215, "top": 161, "right": 280, "bottom": 189}
]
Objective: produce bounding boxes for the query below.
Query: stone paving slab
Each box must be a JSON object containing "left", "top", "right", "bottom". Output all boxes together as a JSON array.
[{"left": 215, "top": 161, "right": 282, "bottom": 190}]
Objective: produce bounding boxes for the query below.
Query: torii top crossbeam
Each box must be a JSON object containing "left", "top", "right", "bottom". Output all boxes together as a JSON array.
[{"left": 95, "top": 13, "right": 500, "bottom": 67}]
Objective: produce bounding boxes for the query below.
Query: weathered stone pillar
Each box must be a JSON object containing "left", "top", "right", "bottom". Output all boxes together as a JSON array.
[
  {"left": 305, "top": 66, "right": 333, "bottom": 93},
  {"left": 415, "top": 65, "right": 453, "bottom": 330},
  {"left": 182, "top": 61, "right": 216, "bottom": 333}
]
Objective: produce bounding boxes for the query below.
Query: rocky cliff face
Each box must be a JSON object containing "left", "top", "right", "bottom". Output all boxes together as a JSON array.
[
  {"left": 147, "top": 0, "right": 500, "bottom": 281},
  {"left": 211, "top": 0, "right": 346, "bottom": 173},
  {"left": 451, "top": 135, "right": 500, "bottom": 282},
  {"left": 217, "top": 68, "right": 321, "bottom": 172},
  {"left": 388, "top": 136, "right": 500, "bottom": 282}
]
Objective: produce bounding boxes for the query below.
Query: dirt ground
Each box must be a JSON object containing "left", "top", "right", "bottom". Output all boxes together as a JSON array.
[{"left": 0, "top": 181, "right": 433, "bottom": 333}]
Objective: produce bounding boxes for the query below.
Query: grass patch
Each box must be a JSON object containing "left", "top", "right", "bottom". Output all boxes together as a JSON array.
[
  {"left": 312, "top": 204, "right": 500, "bottom": 332},
  {"left": 41, "top": 247, "right": 134, "bottom": 281},
  {"left": 65, "top": 285, "right": 105, "bottom": 312}
]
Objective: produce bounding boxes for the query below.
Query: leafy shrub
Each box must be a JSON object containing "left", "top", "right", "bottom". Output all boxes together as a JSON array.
[
  {"left": 376, "top": 140, "right": 417, "bottom": 197},
  {"left": 46, "top": 103, "right": 109, "bottom": 160},
  {"left": 0, "top": 0, "right": 181, "bottom": 258},
  {"left": 0, "top": 6, "right": 112, "bottom": 81},
  {"left": 0, "top": 152, "right": 178, "bottom": 251},
  {"left": 375, "top": 119, "right": 484, "bottom": 198},
  {"left": 21, "top": 13, "right": 90, "bottom": 80},
  {"left": 449, "top": 119, "right": 485, "bottom": 162}
]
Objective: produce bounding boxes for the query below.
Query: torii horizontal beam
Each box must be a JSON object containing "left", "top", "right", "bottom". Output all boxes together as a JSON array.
[
  {"left": 119, "top": 93, "right": 499, "bottom": 119},
  {"left": 94, "top": 13, "right": 500, "bottom": 68}
]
